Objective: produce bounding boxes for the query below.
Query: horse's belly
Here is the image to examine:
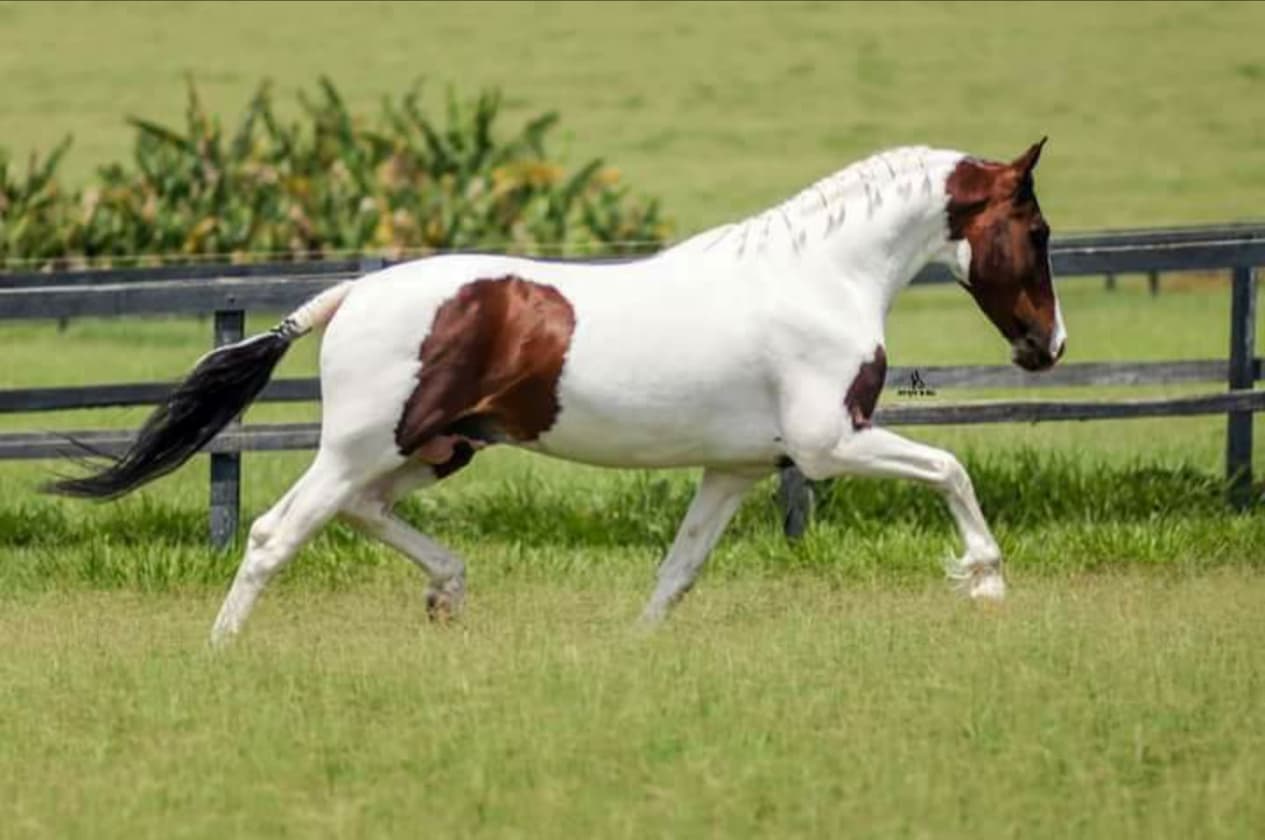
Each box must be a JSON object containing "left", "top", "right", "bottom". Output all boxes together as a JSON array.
[
  {"left": 531, "top": 292, "right": 781, "bottom": 468},
  {"left": 535, "top": 376, "right": 782, "bottom": 469},
  {"left": 535, "top": 411, "right": 781, "bottom": 468}
]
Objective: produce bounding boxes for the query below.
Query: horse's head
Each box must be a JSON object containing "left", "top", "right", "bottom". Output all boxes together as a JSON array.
[{"left": 945, "top": 138, "right": 1065, "bottom": 371}]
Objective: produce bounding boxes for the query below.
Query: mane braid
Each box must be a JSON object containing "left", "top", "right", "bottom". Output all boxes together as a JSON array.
[{"left": 686, "top": 145, "right": 957, "bottom": 261}]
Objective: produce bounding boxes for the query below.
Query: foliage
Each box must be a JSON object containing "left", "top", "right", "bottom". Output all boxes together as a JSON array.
[
  {"left": 0, "top": 138, "right": 75, "bottom": 265},
  {"left": 0, "top": 77, "right": 670, "bottom": 268}
]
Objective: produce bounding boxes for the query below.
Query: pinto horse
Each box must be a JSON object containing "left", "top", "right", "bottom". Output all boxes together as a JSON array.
[{"left": 49, "top": 141, "right": 1065, "bottom": 644}]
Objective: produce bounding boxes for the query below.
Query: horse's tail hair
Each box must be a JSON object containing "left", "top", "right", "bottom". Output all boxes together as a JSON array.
[{"left": 45, "top": 281, "right": 356, "bottom": 500}]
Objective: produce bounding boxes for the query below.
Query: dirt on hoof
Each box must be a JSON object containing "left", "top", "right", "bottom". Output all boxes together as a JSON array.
[{"left": 425, "top": 590, "right": 460, "bottom": 624}]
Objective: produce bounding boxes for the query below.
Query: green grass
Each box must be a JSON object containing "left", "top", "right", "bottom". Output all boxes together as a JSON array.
[
  {"left": 1, "top": 1, "right": 1264, "bottom": 235},
  {"left": 3, "top": 574, "right": 1264, "bottom": 838},
  {"left": 3, "top": 2, "right": 1265, "bottom": 836},
  {"left": 3, "top": 442, "right": 1263, "bottom": 593}
]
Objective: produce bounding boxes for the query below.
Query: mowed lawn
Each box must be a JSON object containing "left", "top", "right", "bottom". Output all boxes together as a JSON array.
[
  {"left": 3, "top": 574, "right": 1264, "bottom": 838},
  {"left": 2, "top": 1, "right": 1265, "bottom": 837}
]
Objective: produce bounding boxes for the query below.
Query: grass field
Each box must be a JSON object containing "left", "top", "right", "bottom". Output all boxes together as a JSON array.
[
  {"left": 4, "top": 575, "right": 1264, "bottom": 838},
  {"left": 2, "top": 2, "right": 1265, "bottom": 837}
]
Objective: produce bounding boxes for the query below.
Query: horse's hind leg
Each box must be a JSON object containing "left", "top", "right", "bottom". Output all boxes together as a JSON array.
[
  {"left": 209, "top": 452, "right": 358, "bottom": 646},
  {"left": 341, "top": 461, "right": 468, "bottom": 621}
]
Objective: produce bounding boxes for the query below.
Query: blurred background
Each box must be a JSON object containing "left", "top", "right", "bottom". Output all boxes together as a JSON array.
[{"left": 2, "top": 0, "right": 1262, "bottom": 239}]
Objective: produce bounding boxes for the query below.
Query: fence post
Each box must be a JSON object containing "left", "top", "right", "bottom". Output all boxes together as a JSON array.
[
  {"left": 777, "top": 464, "right": 814, "bottom": 540},
  {"left": 210, "top": 309, "right": 246, "bottom": 548},
  {"left": 1148, "top": 271, "right": 1160, "bottom": 297},
  {"left": 1226, "top": 266, "right": 1257, "bottom": 509}
]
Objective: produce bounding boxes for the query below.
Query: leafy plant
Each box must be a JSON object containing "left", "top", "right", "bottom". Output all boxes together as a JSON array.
[
  {"left": 0, "top": 137, "right": 75, "bottom": 266},
  {"left": 0, "top": 77, "right": 670, "bottom": 269}
]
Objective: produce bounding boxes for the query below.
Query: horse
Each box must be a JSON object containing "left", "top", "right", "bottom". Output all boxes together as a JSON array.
[{"left": 48, "top": 140, "right": 1065, "bottom": 645}]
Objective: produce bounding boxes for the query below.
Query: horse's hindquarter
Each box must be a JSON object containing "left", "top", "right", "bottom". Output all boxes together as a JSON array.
[{"left": 536, "top": 266, "right": 782, "bottom": 469}]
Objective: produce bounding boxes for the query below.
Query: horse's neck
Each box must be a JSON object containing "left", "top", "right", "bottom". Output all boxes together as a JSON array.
[
  {"left": 672, "top": 149, "right": 962, "bottom": 319},
  {"left": 817, "top": 169, "right": 957, "bottom": 316}
]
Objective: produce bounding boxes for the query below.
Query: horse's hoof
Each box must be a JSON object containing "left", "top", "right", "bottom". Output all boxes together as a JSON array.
[
  {"left": 425, "top": 591, "right": 457, "bottom": 623},
  {"left": 635, "top": 607, "right": 668, "bottom": 634},
  {"left": 946, "top": 553, "right": 1006, "bottom": 604},
  {"left": 425, "top": 577, "right": 465, "bottom": 624},
  {"left": 969, "top": 569, "right": 1007, "bottom": 603}
]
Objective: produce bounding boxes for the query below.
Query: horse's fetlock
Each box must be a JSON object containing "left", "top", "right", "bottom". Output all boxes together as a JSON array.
[{"left": 974, "top": 542, "right": 1003, "bottom": 568}]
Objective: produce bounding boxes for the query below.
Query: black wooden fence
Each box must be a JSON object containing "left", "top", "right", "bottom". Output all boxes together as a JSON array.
[{"left": 1, "top": 224, "right": 1262, "bottom": 547}]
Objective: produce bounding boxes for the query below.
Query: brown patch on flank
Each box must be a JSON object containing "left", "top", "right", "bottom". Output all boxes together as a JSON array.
[
  {"left": 845, "top": 345, "right": 887, "bottom": 430},
  {"left": 395, "top": 275, "right": 576, "bottom": 467}
]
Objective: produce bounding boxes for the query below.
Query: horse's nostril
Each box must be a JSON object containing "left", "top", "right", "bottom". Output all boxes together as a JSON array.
[{"left": 1055, "top": 340, "right": 1066, "bottom": 360}]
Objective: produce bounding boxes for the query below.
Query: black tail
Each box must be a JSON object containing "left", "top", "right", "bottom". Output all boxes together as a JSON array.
[{"left": 45, "top": 330, "right": 295, "bottom": 499}]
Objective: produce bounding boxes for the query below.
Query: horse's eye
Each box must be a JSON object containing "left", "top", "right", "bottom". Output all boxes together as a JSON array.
[{"left": 1030, "top": 225, "right": 1050, "bottom": 247}]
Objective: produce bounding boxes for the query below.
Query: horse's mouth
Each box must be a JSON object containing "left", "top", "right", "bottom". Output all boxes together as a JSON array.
[{"left": 1011, "top": 334, "right": 1061, "bottom": 372}]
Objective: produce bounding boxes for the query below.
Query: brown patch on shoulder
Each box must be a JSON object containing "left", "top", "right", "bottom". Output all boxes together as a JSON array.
[
  {"left": 395, "top": 275, "right": 576, "bottom": 466},
  {"left": 844, "top": 345, "right": 887, "bottom": 430}
]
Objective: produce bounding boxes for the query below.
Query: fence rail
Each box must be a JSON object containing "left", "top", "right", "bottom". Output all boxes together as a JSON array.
[
  {"left": 4, "top": 225, "right": 1265, "bottom": 321},
  {"left": 8, "top": 390, "right": 1264, "bottom": 463},
  {"left": 1, "top": 223, "right": 1261, "bottom": 545},
  {"left": 4, "top": 360, "right": 1263, "bottom": 415}
]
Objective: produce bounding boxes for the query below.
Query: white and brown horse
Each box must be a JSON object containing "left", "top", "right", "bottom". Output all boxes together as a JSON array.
[{"left": 51, "top": 141, "right": 1065, "bottom": 644}]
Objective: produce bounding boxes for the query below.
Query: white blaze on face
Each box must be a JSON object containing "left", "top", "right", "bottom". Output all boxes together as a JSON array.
[
  {"left": 1047, "top": 257, "right": 1067, "bottom": 358},
  {"left": 952, "top": 239, "right": 973, "bottom": 284}
]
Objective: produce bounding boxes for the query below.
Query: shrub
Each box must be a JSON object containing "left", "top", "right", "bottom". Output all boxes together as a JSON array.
[{"left": 0, "top": 77, "right": 671, "bottom": 269}]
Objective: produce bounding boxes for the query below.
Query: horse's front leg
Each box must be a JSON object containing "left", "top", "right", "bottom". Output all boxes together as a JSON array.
[
  {"left": 639, "top": 468, "right": 762, "bottom": 625},
  {"left": 794, "top": 426, "right": 1005, "bottom": 600}
]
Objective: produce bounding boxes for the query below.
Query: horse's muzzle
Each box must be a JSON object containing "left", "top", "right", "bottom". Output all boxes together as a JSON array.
[{"left": 1012, "top": 333, "right": 1064, "bottom": 372}]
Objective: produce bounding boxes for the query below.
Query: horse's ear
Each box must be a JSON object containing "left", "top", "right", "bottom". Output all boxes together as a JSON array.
[{"left": 1011, "top": 136, "right": 1048, "bottom": 176}]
